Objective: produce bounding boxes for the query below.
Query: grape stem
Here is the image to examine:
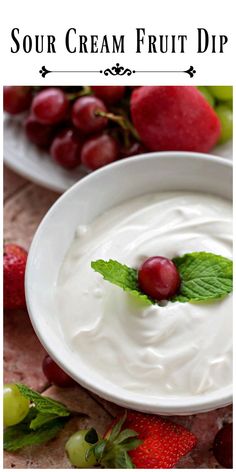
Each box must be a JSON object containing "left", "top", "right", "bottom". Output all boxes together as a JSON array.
[
  {"left": 67, "top": 86, "right": 92, "bottom": 101},
  {"left": 95, "top": 110, "right": 140, "bottom": 141}
]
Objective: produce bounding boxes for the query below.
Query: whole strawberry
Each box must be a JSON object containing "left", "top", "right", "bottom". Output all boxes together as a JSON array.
[
  {"left": 131, "top": 86, "right": 221, "bottom": 153},
  {"left": 125, "top": 411, "right": 197, "bottom": 468},
  {"left": 83, "top": 411, "right": 197, "bottom": 469},
  {"left": 4, "top": 244, "right": 28, "bottom": 310}
]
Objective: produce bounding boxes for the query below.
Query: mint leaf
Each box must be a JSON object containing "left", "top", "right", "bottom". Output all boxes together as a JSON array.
[
  {"left": 16, "top": 384, "right": 70, "bottom": 417},
  {"left": 4, "top": 416, "right": 68, "bottom": 452},
  {"left": 172, "top": 252, "right": 233, "bottom": 302},
  {"left": 30, "top": 412, "right": 59, "bottom": 430},
  {"left": 91, "top": 259, "right": 154, "bottom": 305}
]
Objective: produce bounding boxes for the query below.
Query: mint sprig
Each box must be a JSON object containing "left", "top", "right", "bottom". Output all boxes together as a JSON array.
[
  {"left": 91, "top": 252, "right": 232, "bottom": 304},
  {"left": 16, "top": 384, "right": 70, "bottom": 417},
  {"left": 4, "top": 414, "right": 68, "bottom": 452},
  {"left": 4, "top": 385, "right": 71, "bottom": 452}
]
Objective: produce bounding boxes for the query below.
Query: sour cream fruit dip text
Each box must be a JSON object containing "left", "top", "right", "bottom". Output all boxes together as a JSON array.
[{"left": 56, "top": 192, "right": 232, "bottom": 398}]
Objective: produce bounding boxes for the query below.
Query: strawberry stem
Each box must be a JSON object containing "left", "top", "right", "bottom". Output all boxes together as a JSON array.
[{"left": 84, "top": 412, "right": 141, "bottom": 468}]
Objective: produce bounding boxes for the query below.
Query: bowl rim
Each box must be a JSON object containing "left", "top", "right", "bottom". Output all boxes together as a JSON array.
[{"left": 25, "top": 151, "right": 232, "bottom": 414}]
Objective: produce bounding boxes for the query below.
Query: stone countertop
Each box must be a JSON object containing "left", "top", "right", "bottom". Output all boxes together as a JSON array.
[{"left": 3, "top": 165, "right": 232, "bottom": 469}]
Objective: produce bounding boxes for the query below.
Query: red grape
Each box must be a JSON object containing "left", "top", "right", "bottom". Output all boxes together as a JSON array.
[
  {"left": 91, "top": 86, "right": 125, "bottom": 104},
  {"left": 72, "top": 96, "right": 108, "bottom": 134},
  {"left": 42, "top": 354, "right": 75, "bottom": 387},
  {"left": 120, "top": 141, "right": 146, "bottom": 159},
  {"left": 31, "top": 88, "right": 69, "bottom": 124},
  {"left": 213, "top": 423, "right": 232, "bottom": 468},
  {"left": 24, "top": 115, "right": 55, "bottom": 148},
  {"left": 138, "top": 256, "right": 181, "bottom": 300},
  {"left": 50, "top": 128, "right": 82, "bottom": 169},
  {"left": 4, "top": 86, "right": 32, "bottom": 114},
  {"left": 81, "top": 134, "right": 119, "bottom": 170}
]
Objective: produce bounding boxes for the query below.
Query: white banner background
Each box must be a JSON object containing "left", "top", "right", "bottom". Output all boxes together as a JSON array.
[{"left": 1, "top": 0, "right": 235, "bottom": 85}]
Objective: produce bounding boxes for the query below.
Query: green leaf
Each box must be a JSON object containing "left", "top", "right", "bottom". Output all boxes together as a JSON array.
[
  {"left": 119, "top": 451, "right": 135, "bottom": 469},
  {"left": 172, "top": 252, "right": 233, "bottom": 302},
  {"left": 16, "top": 384, "right": 70, "bottom": 417},
  {"left": 4, "top": 417, "right": 68, "bottom": 452},
  {"left": 29, "top": 412, "right": 59, "bottom": 430},
  {"left": 86, "top": 439, "right": 107, "bottom": 462},
  {"left": 91, "top": 260, "right": 154, "bottom": 305},
  {"left": 121, "top": 438, "right": 143, "bottom": 452},
  {"left": 113, "top": 450, "right": 135, "bottom": 469},
  {"left": 93, "top": 439, "right": 108, "bottom": 461},
  {"left": 85, "top": 412, "right": 139, "bottom": 469},
  {"left": 107, "top": 412, "right": 127, "bottom": 442},
  {"left": 114, "top": 428, "right": 138, "bottom": 445}
]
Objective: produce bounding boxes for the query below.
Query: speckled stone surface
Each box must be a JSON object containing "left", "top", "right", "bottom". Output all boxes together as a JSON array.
[{"left": 3, "top": 165, "right": 232, "bottom": 468}]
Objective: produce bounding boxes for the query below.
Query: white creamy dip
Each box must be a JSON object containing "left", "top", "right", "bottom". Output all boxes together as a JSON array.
[{"left": 56, "top": 192, "right": 232, "bottom": 397}]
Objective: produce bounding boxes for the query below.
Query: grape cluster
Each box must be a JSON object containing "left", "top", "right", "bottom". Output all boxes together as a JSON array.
[
  {"left": 4, "top": 85, "right": 142, "bottom": 171},
  {"left": 4, "top": 85, "right": 233, "bottom": 173}
]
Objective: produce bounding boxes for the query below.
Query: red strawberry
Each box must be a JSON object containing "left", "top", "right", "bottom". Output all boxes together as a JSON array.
[
  {"left": 124, "top": 411, "right": 197, "bottom": 468},
  {"left": 85, "top": 411, "right": 197, "bottom": 469},
  {"left": 131, "top": 86, "right": 221, "bottom": 153},
  {"left": 4, "top": 244, "right": 28, "bottom": 310}
]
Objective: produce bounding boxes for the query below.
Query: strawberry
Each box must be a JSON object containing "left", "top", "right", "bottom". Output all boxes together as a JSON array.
[
  {"left": 131, "top": 86, "right": 221, "bottom": 153},
  {"left": 124, "top": 411, "right": 197, "bottom": 468},
  {"left": 4, "top": 244, "right": 28, "bottom": 310},
  {"left": 85, "top": 410, "right": 197, "bottom": 469}
]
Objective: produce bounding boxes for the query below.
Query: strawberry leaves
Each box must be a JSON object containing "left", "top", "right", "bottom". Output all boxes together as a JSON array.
[{"left": 85, "top": 413, "right": 142, "bottom": 469}]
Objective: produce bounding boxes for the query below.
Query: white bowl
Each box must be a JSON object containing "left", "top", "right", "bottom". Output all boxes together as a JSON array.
[{"left": 25, "top": 152, "right": 232, "bottom": 415}]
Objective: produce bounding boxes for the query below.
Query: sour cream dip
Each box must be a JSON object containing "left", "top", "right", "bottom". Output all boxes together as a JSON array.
[{"left": 56, "top": 192, "right": 232, "bottom": 398}]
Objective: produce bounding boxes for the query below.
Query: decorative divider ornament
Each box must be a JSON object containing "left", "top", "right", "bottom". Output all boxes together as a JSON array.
[{"left": 39, "top": 64, "right": 196, "bottom": 79}]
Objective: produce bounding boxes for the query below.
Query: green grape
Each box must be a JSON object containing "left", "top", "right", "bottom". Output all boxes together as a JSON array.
[
  {"left": 215, "top": 105, "right": 233, "bottom": 143},
  {"left": 225, "top": 100, "right": 233, "bottom": 110},
  {"left": 197, "top": 86, "right": 215, "bottom": 107},
  {"left": 65, "top": 430, "right": 97, "bottom": 468},
  {"left": 4, "top": 384, "right": 30, "bottom": 427},
  {"left": 208, "top": 86, "right": 233, "bottom": 101}
]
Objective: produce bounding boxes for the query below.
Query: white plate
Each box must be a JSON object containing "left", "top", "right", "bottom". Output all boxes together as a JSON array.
[{"left": 4, "top": 114, "right": 232, "bottom": 193}]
